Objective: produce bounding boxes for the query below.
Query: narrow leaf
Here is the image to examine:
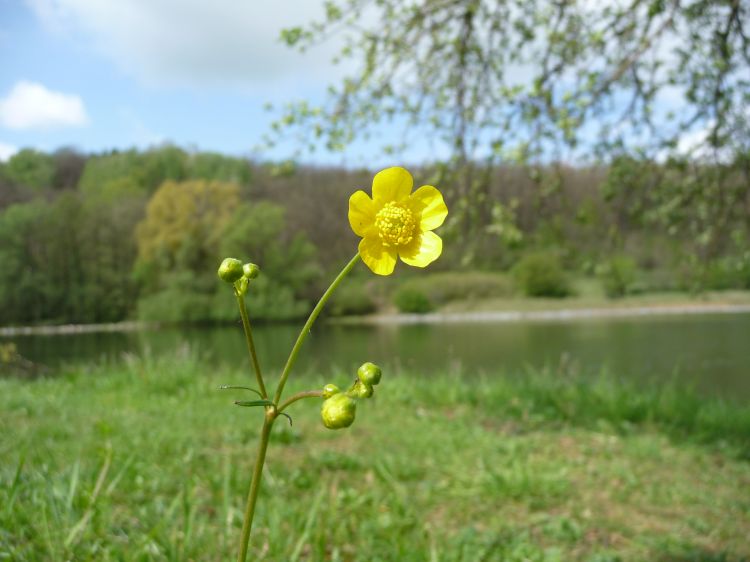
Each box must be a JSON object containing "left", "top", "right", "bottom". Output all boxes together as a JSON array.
[
  {"left": 219, "top": 385, "right": 263, "bottom": 398},
  {"left": 234, "top": 400, "right": 274, "bottom": 408}
]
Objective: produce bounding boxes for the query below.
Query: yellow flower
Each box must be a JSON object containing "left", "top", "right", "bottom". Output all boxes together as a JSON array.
[{"left": 349, "top": 167, "right": 448, "bottom": 276}]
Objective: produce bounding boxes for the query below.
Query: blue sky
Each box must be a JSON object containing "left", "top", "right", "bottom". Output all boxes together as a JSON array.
[{"left": 0, "top": 0, "right": 390, "bottom": 165}]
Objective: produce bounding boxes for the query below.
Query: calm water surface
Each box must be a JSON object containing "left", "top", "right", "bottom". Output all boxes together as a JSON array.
[{"left": 5, "top": 313, "right": 750, "bottom": 399}]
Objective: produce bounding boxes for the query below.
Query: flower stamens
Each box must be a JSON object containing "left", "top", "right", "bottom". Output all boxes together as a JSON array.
[{"left": 375, "top": 202, "right": 416, "bottom": 247}]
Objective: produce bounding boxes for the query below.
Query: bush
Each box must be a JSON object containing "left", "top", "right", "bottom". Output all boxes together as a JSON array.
[
  {"left": 137, "top": 275, "right": 310, "bottom": 323},
  {"left": 329, "top": 282, "right": 377, "bottom": 316},
  {"left": 512, "top": 252, "right": 570, "bottom": 298},
  {"left": 702, "top": 256, "right": 750, "bottom": 291},
  {"left": 597, "top": 255, "right": 638, "bottom": 298},
  {"left": 394, "top": 287, "right": 434, "bottom": 313},
  {"left": 137, "top": 289, "right": 215, "bottom": 323},
  {"left": 395, "top": 271, "right": 513, "bottom": 308}
]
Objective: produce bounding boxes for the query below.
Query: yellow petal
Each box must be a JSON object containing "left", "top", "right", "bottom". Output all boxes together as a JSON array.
[
  {"left": 348, "top": 190, "right": 376, "bottom": 237},
  {"left": 372, "top": 167, "right": 413, "bottom": 203},
  {"left": 409, "top": 185, "right": 448, "bottom": 231},
  {"left": 399, "top": 231, "right": 442, "bottom": 268},
  {"left": 359, "top": 237, "right": 397, "bottom": 276}
]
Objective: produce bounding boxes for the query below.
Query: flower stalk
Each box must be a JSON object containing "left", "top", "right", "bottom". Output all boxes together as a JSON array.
[
  {"left": 272, "top": 253, "right": 361, "bottom": 405},
  {"left": 236, "top": 413, "right": 274, "bottom": 562},
  {"left": 235, "top": 290, "right": 268, "bottom": 399}
]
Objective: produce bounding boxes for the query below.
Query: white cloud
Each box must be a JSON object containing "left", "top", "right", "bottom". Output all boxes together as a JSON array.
[
  {"left": 0, "top": 81, "right": 89, "bottom": 130},
  {"left": 0, "top": 142, "right": 18, "bottom": 161},
  {"left": 26, "top": 0, "right": 344, "bottom": 91}
]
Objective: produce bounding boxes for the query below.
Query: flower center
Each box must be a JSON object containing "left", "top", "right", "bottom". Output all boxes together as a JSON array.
[{"left": 375, "top": 202, "right": 416, "bottom": 247}]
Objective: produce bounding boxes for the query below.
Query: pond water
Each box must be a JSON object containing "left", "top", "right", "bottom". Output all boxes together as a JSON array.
[{"left": 4, "top": 312, "right": 750, "bottom": 400}]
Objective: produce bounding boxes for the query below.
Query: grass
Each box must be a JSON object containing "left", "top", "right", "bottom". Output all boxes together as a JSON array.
[
  {"left": 387, "top": 271, "right": 750, "bottom": 314},
  {"left": 1, "top": 351, "right": 749, "bottom": 561},
  {"left": 352, "top": 271, "right": 750, "bottom": 315},
  {"left": 442, "top": 289, "right": 750, "bottom": 314}
]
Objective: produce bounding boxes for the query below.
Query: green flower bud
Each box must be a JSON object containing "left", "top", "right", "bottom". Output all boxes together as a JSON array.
[
  {"left": 321, "top": 393, "right": 357, "bottom": 429},
  {"left": 357, "top": 362, "right": 382, "bottom": 386},
  {"left": 349, "top": 379, "right": 373, "bottom": 399},
  {"left": 243, "top": 262, "right": 260, "bottom": 279},
  {"left": 322, "top": 383, "right": 340, "bottom": 398},
  {"left": 218, "top": 258, "right": 244, "bottom": 283}
]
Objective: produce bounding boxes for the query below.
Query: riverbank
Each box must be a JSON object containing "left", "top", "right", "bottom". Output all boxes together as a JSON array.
[
  {"left": 3, "top": 291, "right": 750, "bottom": 335},
  {"left": 336, "top": 302, "right": 750, "bottom": 325},
  {"left": 1, "top": 353, "right": 749, "bottom": 560}
]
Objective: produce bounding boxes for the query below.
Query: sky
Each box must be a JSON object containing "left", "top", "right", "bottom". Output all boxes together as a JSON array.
[
  {"left": 0, "top": 0, "right": 383, "bottom": 165},
  {"left": 0, "top": 0, "right": 716, "bottom": 167}
]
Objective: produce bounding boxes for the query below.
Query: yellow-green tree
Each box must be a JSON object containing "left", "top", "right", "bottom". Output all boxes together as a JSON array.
[
  {"left": 136, "top": 179, "right": 240, "bottom": 271},
  {"left": 134, "top": 180, "right": 241, "bottom": 322}
]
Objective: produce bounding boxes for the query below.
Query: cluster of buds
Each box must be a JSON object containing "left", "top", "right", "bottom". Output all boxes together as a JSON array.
[
  {"left": 218, "top": 258, "right": 260, "bottom": 295},
  {"left": 320, "top": 362, "right": 382, "bottom": 429}
]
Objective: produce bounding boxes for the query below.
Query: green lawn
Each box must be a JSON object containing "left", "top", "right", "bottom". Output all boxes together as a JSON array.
[
  {"left": 440, "top": 289, "right": 750, "bottom": 314},
  {"left": 1, "top": 353, "right": 749, "bottom": 561},
  {"left": 384, "top": 270, "right": 750, "bottom": 315}
]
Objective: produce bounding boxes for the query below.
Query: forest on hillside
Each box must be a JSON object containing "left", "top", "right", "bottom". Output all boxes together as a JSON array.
[{"left": 0, "top": 145, "right": 748, "bottom": 326}]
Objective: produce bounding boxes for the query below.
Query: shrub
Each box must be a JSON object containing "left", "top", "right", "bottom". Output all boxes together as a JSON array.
[
  {"left": 329, "top": 282, "right": 377, "bottom": 316},
  {"left": 137, "top": 289, "right": 215, "bottom": 323},
  {"left": 137, "top": 276, "right": 309, "bottom": 323},
  {"left": 702, "top": 256, "right": 750, "bottom": 291},
  {"left": 597, "top": 255, "right": 638, "bottom": 298},
  {"left": 512, "top": 252, "right": 570, "bottom": 298},
  {"left": 394, "top": 287, "right": 434, "bottom": 313},
  {"left": 395, "top": 271, "right": 513, "bottom": 308}
]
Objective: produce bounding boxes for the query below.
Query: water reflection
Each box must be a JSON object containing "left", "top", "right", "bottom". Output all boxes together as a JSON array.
[{"left": 5, "top": 313, "right": 750, "bottom": 399}]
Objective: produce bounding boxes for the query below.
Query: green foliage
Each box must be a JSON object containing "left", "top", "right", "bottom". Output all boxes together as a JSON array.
[
  {"left": 3, "top": 149, "right": 55, "bottom": 190},
  {"left": 220, "top": 202, "right": 320, "bottom": 294},
  {"left": 219, "top": 201, "right": 320, "bottom": 320},
  {"left": 78, "top": 147, "right": 188, "bottom": 194},
  {"left": 136, "top": 179, "right": 240, "bottom": 273},
  {"left": 513, "top": 253, "right": 571, "bottom": 298},
  {"left": 77, "top": 146, "right": 250, "bottom": 196},
  {"left": 188, "top": 152, "right": 251, "bottom": 183},
  {"left": 1, "top": 145, "right": 750, "bottom": 326},
  {"left": 136, "top": 286, "right": 216, "bottom": 324},
  {"left": 394, "top": 287, "right": 434, "bottom": 313},
  {"left": 328, "top": 281, "right": 377, "bottom": 316},
  {"left": 597, "top": 256, "right": 639, "bottom": 298},
  {"left": 689, "top": 255, "right": 750, "bottom": 292},
  {"left": 0, "top": 193, "right": 140, "bottom": 324},
  {"left": 134, "top": 192, "right": 319, "bottom": 323},
  {"left": 397, "top": 271, "right": 513, "bottom": 308},
  {"left": 272, "top": 0, "right": 750, "bottom": 259}
]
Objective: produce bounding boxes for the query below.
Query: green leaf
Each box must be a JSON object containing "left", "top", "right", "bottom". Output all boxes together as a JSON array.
[
  {"left": 234, "top": 400, "right": 274, "bottom": 408},
  {"left": 219, "top": 385, "right": 263, "bottom": 398}
]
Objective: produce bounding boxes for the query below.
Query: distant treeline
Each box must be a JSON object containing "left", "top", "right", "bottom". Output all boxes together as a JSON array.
[{"left": 0, "top": 146, "right": 748, "bottom": 326}]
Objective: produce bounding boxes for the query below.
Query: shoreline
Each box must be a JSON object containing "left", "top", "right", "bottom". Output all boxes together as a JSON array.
[
  {"left": 2, "top": 302, "right": 750, "bottom": 336},
  {"left": 0, "top": 321, "right": 158, "bottom": 337},
  {"left": 331, "top": 302, "right": 750, "bottom": 325}
]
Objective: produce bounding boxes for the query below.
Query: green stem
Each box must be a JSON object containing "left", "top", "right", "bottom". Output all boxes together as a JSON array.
[
  {"left": 278, "top": 390, "right": 323, "bottom": 413},
  {"left": 273, "top": 254, "right": 360, "bottom": 405},
  {"left": 236, "top": 414, "right": 274, "bottom": 562},
  {"left": 236, "top": 291, "right": 268, "bottom": 399}
]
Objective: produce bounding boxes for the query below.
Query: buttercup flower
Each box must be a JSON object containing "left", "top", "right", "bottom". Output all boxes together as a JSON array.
[{"left": 349, "top": 167, "right": 448, "bottom": 275}]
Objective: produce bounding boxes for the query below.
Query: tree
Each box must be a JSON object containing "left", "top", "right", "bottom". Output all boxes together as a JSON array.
[
  {"left": 4, "top": 149, "right": 54, "bottom": 190},
  {"left": 136, "top": 179, "right": 241, "bottom": 274},
  {"left": 51, "top": 147, "right": 87, "bottom": 190},
  {"left": 273, "top": 0, "right": 750, "bottom": 263}
]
